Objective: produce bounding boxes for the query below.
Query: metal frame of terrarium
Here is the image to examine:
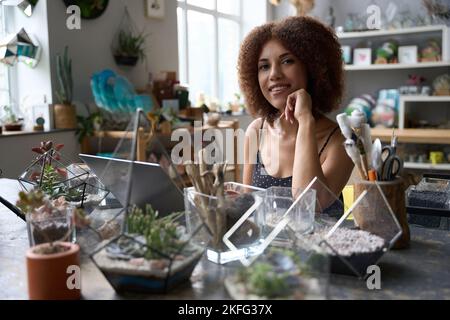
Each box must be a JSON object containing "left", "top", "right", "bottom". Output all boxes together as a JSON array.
[
  {"left": 85, "top": 108, "right": 211, "bottom": 294},
  {"left": 17, "top": 148, "right": 110, "bottom": 212},
  {"left": 223, "top": 176, "right": 402, "bottom": 280}
]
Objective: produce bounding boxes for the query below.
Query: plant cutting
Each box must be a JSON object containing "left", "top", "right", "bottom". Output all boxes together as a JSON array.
[
  {"left": 91, "top": 204, "right": 206, "bottom": 294},
  {"left": 54, "top": 46, "right": 77, "bottom": 129},
  {"left": 2, "top": 105, "right": 23, "bottom": 131}
]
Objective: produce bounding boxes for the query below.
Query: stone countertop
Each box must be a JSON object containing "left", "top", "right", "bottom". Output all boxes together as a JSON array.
[{"left": 1, "top": 178, "right": 449, "bottom": 300}]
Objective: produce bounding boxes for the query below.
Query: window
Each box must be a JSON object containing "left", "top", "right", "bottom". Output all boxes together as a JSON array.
[
  {"left": 177, "top": 0, "right": 242, "bottom": 107},
  {"left": 0, "top": 5, "right": 10, "bottom": 113}
]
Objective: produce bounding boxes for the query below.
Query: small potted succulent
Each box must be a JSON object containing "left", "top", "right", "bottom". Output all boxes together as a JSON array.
[
  {"left": 16, "top": 189, "right": 87, "bottom": 300},
  {"left": 2, "top": 105, "right": 23, "bottom": 131},
  {"left": 54, "top": 46, "right": 77, "bottom": 129}
]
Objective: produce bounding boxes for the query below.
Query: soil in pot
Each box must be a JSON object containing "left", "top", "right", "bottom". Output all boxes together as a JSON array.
[{"left": 26, "top": 242, "right": 81, "bottom": 300}]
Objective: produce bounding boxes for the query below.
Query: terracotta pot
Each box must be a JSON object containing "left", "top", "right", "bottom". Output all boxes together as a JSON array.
[
  {"left": 54, "top": 104, "right": 77, "bottom": 129},
  {"left": 26, "top": 242, "right": 81, "bottom": 300}
]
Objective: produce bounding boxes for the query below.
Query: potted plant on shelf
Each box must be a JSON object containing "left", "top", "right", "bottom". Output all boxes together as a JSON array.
[
  {"left": 76, "top": 110, "right": 103, "bottom": 153},
  {"left": 54, "top": 46, "right": 77, "bottom": 129},
  {"left": 2, "top": 105, "right": 23, "bottom": 131},
  {"left": 16, "top": 189, "right": 86, "bottom": 300},
  {"left": 112, "top": 30, "right": 147, "bottom": 66}
]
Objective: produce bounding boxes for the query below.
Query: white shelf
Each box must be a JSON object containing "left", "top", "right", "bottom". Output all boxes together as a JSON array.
[
  {"left": 399, "top": 95, "right": 450, "bottom": 102},
  {"left": 345, "top": 61, "right": 450, "bottom": 71},
  {"left": 404, "top": 162, "right": 450, "bottom": 171},
  {"left": 337, "top": 25, "right": 447, "bottom": 39}
]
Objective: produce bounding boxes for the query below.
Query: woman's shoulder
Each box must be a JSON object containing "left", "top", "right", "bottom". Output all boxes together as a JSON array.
[{"left": 245, "top": 118, "right": 264, "bottom": 135}]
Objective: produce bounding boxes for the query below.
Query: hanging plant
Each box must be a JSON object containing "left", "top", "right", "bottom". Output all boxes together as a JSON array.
[{"left": 111, "top": 7, "right": 148, "bottom": 66}]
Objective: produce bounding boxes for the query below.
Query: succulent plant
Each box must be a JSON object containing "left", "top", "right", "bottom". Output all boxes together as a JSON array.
[{"left": 55, "top": 46, "right": 73, "bottom": 105}]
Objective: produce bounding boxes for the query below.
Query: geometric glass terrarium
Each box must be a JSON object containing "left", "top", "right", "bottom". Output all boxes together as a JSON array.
[
  {"left": 184, "top": 182, "right": 264, "bottom": 265},
  {"left": 298, "top": 179, "right": 403, "bottom": 278},
  {"left": 82, "top": 109, "right": 210, "bottom": 294}
]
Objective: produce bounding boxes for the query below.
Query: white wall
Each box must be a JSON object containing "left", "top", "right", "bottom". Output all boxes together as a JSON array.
[{"left": 46, "top": 0, "right": 179, "bottom": 107}]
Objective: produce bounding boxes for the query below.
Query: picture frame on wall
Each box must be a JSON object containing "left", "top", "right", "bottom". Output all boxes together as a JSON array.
[
  {"left": 32, "top": 104, "right": 53, "bottom": 131},
  {"left": 146, "top": 0, "right": 165, "bottom": 19},
  {"left": 353, "top": 48, "right": 372, "bottom": 66},
  {"left": 399, "top": 46, "right": 418, "bottom": 64}
]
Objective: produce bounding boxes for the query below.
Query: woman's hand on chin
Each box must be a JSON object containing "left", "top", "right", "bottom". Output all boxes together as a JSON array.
[{"left": 285, "top": 89, "right": 313, "bottom": 123}]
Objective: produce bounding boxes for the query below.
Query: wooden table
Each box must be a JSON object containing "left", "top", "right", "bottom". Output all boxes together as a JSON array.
[{"left": 1, "top": 179, "right": 449, "bottom": 300}]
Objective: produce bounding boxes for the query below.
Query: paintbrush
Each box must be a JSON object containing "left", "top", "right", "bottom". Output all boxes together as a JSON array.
[{"left": 344, "top": 139, "right": 367, "bottom": 180}]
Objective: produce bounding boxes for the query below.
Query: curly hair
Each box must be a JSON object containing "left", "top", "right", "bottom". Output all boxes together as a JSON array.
[{"left": 238, "top": 16, "right": 344, "bottom": 125}]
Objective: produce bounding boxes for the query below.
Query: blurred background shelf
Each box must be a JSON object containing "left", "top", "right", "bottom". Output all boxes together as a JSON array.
[{"left": 371, "top": 128, "right": 450, "bottom": 144}]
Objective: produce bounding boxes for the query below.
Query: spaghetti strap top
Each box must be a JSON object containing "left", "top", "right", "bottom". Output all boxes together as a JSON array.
[{"left": 252, "top": 119, "right": 344, "bottom": 217}]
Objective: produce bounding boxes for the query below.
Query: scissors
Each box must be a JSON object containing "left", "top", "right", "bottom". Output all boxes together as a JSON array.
[{"left": 380, "top": 145, "right": 403, "bottom": 181}]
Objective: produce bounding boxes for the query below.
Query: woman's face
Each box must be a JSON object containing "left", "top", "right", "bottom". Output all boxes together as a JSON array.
[{"left": 258, "top": 39, "right": 308, "bottom": 112}]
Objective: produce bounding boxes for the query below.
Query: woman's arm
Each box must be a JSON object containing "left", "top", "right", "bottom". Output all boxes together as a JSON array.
[
  {"left": 242, "top": 118, "right": 262, "bottom": 186},
  {"left": 287, "top": 90, "right": 354, "bottom": 206}
]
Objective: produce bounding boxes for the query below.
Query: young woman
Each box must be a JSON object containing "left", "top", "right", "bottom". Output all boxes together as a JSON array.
[{"left": 239, "top": 16, "right": 354, "bottom": 213}]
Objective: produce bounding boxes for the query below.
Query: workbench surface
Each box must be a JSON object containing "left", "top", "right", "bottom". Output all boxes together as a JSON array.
[{"left": 1, "top": 179, "right": 449, "bottom": 300}]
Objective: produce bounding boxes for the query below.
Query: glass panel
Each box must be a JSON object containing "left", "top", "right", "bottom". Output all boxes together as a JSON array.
[
  {"left": 217, "top": 0, "right": 239, "bottom": 15},
  {"left": 187, "top": 10, "right": 215, "bottom": 105},
  {"left": 187, "top": 0, "right": 214, "bottom": 10},
  {"left": 218, "top": 18, "right": 239, "bottom": 105}
]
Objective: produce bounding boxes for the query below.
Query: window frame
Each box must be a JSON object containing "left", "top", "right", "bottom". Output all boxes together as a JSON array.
[
  {"left": 177, "top": 0, "right": 244, "bottom": 105},
  {"left": 0, "top": 4, "right": 11, "bottom": 111}
]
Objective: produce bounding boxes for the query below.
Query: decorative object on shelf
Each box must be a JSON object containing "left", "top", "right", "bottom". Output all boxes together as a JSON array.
[
  {"left": 2, "top": 105, "right": 23, "bottom": 131},
  {"left": 371, "top": 89, "right": 399, "bottom": 128},
  {"left": 375, "top": 41, "right": 398, "bottom": 64},
  {"left": 422, "top": 0, "right": 450, "bottom": 25},
  {"left": 62, "top": 0, "right": 109, "bottom": 19},
  {"left": 420, "top": 39, "right": 441, "bottom": 62},
  {"left": 398, "top": 45, "right": 418, "bottom": 64},
  {"left": 0, "top": 28, "right": 41, "bottom": 68},
  {"left": 111, "top": 6, "right": 148, "bottom": 67},
  {"left": 268, "top": 0, "right": 314, "bottom": 17},
  {"left": 91, "top": 69, "right": 154, "bottom": 116},
  {"left": 325, "top": 6, "right": 335, "bottom": 28},
  {"left": 145, "top": 0, "right": 165, "bottom": 19},
  {"left": 31, "top": 104, "right": 54, "bottom": 131},
  {"left": 432, "top": 74, "right": 450, "bottom": 95},
  {"left": 430, "top": 151, "right": 445, "bottom": 164},
  {"left": 344, "top": 94, "right": 376, "bottom": 127},
  {"left": 399, "top": 74, "right": 430, "bottom": 95},
  {"left": 353, "top": 48, "right": 372, "bottom": 66},
  {"left": 53, "top": 46, "right": 77, "bottom": 129},
  {"left": 341, "top": 45, "right": 352, "bottom": 64},
  {"left": 1, "top": 0, "right": 39, "bottom": 17}
]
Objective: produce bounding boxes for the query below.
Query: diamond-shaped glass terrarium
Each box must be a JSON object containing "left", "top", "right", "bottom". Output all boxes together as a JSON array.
[
  {"left": 224, "top": 239, "right": 330, "bottom": 300},
  {"left": 81, "top": 109, "right": 210, "bottom": 294},
  {"left": 296, "top": 178, "right": 402, "bottom": 278},
  {"left": 184, "top": 182, "right": 265, "bottom": 265}
]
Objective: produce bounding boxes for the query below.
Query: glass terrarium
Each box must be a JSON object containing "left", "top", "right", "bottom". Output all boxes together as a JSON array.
[
  {"left": 302, "top": 179, "right": 403, "bottom": 278},
  {"left": 184, "top": 182, "right": 265, "bottom": 265},
  {"left": 224, "top": 245, "right": 329, "bottom": 300},
  {"left": 81, "top": 109, "right": 210, "bottom": 294},
  {"left": 91, "top": 204, "right": 209, "bottom": 294}
]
